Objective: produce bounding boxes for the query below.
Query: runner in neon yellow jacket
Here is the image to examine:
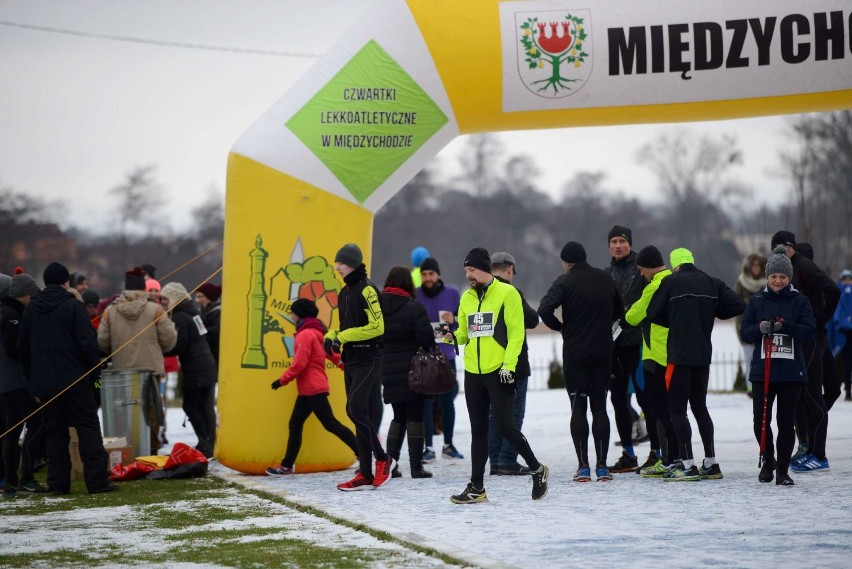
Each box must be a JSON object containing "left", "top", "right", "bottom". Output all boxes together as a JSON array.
[{"left": 625, "top": 268, "right": 672, "bottom": 367}]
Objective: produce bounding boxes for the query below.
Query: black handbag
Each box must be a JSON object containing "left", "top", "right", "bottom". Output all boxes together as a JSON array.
[{"left": 408, "top": 347, "right": 455, "bottom": 395}]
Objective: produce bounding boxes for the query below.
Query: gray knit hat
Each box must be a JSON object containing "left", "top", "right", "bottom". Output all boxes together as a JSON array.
[
  {"left": 335, "top": 243, "right": 363, "bottom": 268},
  {"left": 765, "top": 246, "right": 793, "bottom": 280},
  {"left": 10, "top": 273, "right": 39, "bottom": 298},
  {"left": 0, "top": 273, "right": 10, "bottom": 299},
  {"left": 161, "top": 282, "right": 190, "bottom": 308}
]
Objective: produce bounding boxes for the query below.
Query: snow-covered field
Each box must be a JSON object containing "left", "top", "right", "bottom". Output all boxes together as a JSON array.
[{"left": 219, "top": 388, "right": 852, "bottom": 569}]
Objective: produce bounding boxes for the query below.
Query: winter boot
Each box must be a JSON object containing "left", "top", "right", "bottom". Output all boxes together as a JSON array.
[
  {"left": 759, "top": 456, "right": 776, "bottom": 483},
  {"left": 407, "top": 421, "right": 433, "bottom": 478},
  {"left": 386, "top": 421, "right": 405, "bottom": 478}
]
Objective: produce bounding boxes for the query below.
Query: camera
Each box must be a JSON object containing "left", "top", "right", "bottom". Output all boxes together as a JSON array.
[{"left": 437, "top": 323, "right": 451, "bottom": 335}]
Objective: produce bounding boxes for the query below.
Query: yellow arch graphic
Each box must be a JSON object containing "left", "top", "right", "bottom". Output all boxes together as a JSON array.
[{"left": 219, "top": 0, "right": 852, "bottom": 474}]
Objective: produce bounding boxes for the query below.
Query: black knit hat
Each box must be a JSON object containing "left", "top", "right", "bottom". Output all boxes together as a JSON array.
[
  {"left": 43, "top": 262, "right": 70, "bottom": 286},
  {"left": 463, "top": 247, "right": 491, "bottom": 274},
  {"left": 560, "top": 242, "right": 586, "bottom": 263},
  {"left": 636, "top": 245, "right": 664, "bottom": 268},
  {"left": 124, "top": 267, "right": 147, "bottom": 291},
  {"left": 608, "top": 225, "right": 633, "bottom": 245},
  {"left": 290, "top": 298, "right": 319, "bottom": 318},
  {"left": 420, "top": 257, "right": 440, "bottom": 275},
  {"left": 335, "top": 243, "right": 363, "bottom": 268},
  {"left": 81, "top": 289, "right": 100, "bottom": 307},
  {"left": 770, "top": 230, "right": 796, "bottom": 250}
]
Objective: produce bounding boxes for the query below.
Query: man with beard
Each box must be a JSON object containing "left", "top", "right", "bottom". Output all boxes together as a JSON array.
[
  {"left": 447, "top": 248, "right": 548, "bottom": 504},
  {"left": 415, "top": 257, "right": 463, "bottom": 462}
]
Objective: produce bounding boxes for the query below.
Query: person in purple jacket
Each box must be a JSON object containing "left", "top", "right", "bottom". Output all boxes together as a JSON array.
[{"left": 415, "top": 257, "right": 464, "bottom": 462}]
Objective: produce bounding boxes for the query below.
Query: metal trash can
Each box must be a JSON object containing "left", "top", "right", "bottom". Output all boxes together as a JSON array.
[{"left": 100, "top": 368, "right": 154, "bottom": 457}]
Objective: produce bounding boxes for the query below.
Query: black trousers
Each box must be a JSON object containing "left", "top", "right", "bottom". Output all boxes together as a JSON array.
[
  {"left": 643, "top": 361, "right": 678, "bottom": 463},
  {"left": 42, "top": 382, "right": 109, "bottom": 493},
  {"left": 465, "top": 370, "right": 539, "bottom": 489},
  {"left": 822, "top": 342, "right": 841, "bottom": 410},
  {"left": 391, "top": 399, "right": 424, "bottom": 424},
  {"left": 795, "top": 337, "right": 829, "bottom": 459},
  {"left": 564, "top": 357, "right": 611, "bottom": 466},
  {"left": 344, "top": 360, "right": 386, "bottom": 478},
  {"left": 752, "top": 381, "right": 801, "bottom": 474},
  {"left": 667, "top": 364, "right": 714, "bottom": 462},
  {"left": 1, "top": 388, "right": 45, "bottom": 488},
  {"left": 282, "top": 393, "right": 358, "bottom": 467},
  {"left": 611, "top": 345, "right": 659, "bottom": 452},
  {"left": 183, "top": 383, "right": 216, "bottom": 456}
]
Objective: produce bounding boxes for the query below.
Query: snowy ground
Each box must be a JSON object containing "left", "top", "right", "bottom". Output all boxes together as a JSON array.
[{"left": 215, "top": 389, "right": 852, "bottom": 569}]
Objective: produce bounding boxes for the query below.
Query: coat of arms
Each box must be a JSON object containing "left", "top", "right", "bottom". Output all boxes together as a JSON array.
[{"left": 517, "top": 11, "right": 592, "bottom": 98}]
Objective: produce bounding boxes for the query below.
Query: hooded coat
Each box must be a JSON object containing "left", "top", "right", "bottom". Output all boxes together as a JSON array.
[
  {"left": 277, "top": 316, "right": 340, "bottom": 396},
  {"left": 98, "top": 290, "right": 177, "bottom": 374},
  {"left": 380, "top": 288, "right": 434, "bottom": 404},
  {"left": 18, "top": 285, "right": 102, "bottom": 398},
  {"left": 164, "top": 298, "right": 217, "bottom": 388}
]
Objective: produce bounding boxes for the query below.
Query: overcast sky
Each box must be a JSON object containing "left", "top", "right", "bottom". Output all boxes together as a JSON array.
[{"left": 1, "top": 0, "right": 796, "bottom": 234}]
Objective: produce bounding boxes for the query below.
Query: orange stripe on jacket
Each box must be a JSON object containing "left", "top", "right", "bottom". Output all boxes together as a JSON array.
[{"left": 665, "top": 363, "right": 675, "bottom": 391}]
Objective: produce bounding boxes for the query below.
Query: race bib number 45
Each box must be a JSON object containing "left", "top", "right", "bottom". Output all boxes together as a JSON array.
[
  {"left": 467, "top": 312, "right": 494, "bottom": 338},
  {"left": 760, "top": 334, "right": 794, "bottom": 360}
]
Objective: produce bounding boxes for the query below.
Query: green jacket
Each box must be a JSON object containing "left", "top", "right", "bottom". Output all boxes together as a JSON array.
[
  {"left": 625, "top": 268, "right": 671, "bottom": 366},
  {"left": 450, "top": 278, "right": 524, "bottom": 374}
]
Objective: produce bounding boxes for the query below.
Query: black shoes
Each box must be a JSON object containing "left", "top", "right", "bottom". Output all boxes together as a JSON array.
[
  {"left": 776, "top": 473, "right": 794, "bottom": 486},
  {"left": 609, "top": 451, "right": 639, "bottom": 473},
  {"left": 530, "top": 464, "right": 549, "bottom": 500},
  {"left": 90, "top": 484, "right": 120, "bottom": 494},
  {"left": 498, "top": 463, "right": 531, "bottom": 476},
  {"left": 758, "top": 462, "right": 774, "bottom": 483}
]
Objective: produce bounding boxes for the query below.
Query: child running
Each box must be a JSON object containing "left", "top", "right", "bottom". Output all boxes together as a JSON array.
[{"left": 267, "top": 299, "right": 358, "bottom": 476}]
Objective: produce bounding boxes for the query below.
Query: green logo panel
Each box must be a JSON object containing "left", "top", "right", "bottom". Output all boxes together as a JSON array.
[{"left": 286, "top": 40, "right": 448, "bottom": 203}]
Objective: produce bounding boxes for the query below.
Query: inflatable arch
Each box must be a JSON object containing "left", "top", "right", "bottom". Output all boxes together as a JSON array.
[{"left": 219, "top": 0, "right": 852, "bottom": 474}]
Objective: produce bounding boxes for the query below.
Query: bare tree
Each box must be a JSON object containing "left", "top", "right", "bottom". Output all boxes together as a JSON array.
[
  {"left": 110, "top": 165, "right": 164, "bottom": 243},
  {"left": 454, "top": 133, "right": 504, "bottom": 197},
  {"left": 191, "top": 184, "right": 225, "bottom": 244}
]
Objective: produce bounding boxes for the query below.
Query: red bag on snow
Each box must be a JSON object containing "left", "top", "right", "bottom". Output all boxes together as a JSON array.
[
  {"left": 164, "top": 442, "right": 208, "bottom": 469},
  {"left": 110, "top": 460, "right": 156, "bottom": 481}
]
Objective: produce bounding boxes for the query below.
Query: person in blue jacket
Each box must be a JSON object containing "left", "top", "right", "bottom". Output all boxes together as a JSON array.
[{"left": 741, "top": 248, "right": 815, "bottom": 486}]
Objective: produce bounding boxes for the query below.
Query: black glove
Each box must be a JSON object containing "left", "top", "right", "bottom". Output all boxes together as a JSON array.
[
  {"left": 271, "top": 379, "right": 283, "bottom": 390},
  {"left": 324, "top": 338, "right": 340, "bottom": 356},
  {"left": 759, "top": 320, "right": 773, "bottom": 335},
  {"left": 498, "top": 369, "right": 516, "bottom": 384}
]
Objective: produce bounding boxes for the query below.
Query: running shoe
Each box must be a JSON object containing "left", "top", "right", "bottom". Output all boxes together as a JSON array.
[
  {"left": 372, "top": 457, "right": 396, "bottom": 487},
  {"left": 337, "top": 472, "right": 375, "bottom": 491},
  {"left": 776, "top": 473, "right": 795, "bottom": 486},
  {"left": 573, "top": 465, "right": 591, "bottom": 483},
  {"left": 662, "top": 464, "right": 701, "bottom": 482},
  {"left": 699, "top": 463, "right": 723, "bottom": 480},
  {"left": 790, "top": 446, "right": 808, "bottom": 467},
  {"left": 17, "top": 480, "right": 51, "bottom": 493},
  {"left": 609, "top": 451, "right": 639, "bottom": 473},
  {"left": 442, "top": 444, "right": 464, "bottom": 459},
  {"left": 640, "top": 460, "right": 670, "bottom": 478},
  {"left": 595, "top": 464, "right": 613, "bottom": 482},
  {"left": 266, "top": 465, "right": 295, "bottom": 476},
  {"left": 422, "top": 447, "right": 436, "bottom": 464},
  {"left": 530, "top": 464, "right": 549, "bottom": 499},
  {"left": 791, "top": 456, "right": 830, "bottom": 472},
  {"left": 450, "top": 483, "right": 488, "bottom": 504},
  {"left": 637, "top": 452, "right": 659, "bottom": 473},
  {"left": 498, "top": 463, "right": 530, "bottom": 476}
]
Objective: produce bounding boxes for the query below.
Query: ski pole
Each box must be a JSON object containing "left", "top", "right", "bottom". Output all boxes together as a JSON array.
[{"left": 759, "top": 331, "right": 773, "bottom": 467}]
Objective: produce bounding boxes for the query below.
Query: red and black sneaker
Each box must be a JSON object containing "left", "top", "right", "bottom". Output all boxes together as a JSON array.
[
  {"left": 337, "top": 472, "right": 375, "bottom": 491},
  {"left": 372, "top": 457, "right": 396, "bottom": 488}
]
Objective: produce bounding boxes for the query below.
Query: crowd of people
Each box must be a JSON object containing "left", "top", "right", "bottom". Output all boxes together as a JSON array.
[
  {"left": 2, "top": 225, "right": 850, "bottom": 501},
  {"left": 0, "top": 262, "right": 222, "bottom": 496}
]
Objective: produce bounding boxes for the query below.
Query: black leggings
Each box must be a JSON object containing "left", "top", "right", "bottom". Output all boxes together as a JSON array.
[
  {"left": 1, "top": 388, "right": 44, "bottom": 487},
  {"left": 667, "top": 364, "right": 714, "bottom": 462},
  {"left": 465, "top": 370, "right": 539, "bottom": 489},
  {"left": 611, "top": 345, "right": 659, "bottom": 451},
  {"left": 182, "top": 383, "right": 216, "bottom": 454},
  {"left": 391, "top": 399, "right": 424, "bottom": 424},
  {"left": 795, "top": 337, "right": 828, "bottom": 459},
  {"left": 282, "top": 393, "right": 358, "bottom": 467},
  {"left": 564, "top": 358, "right": 611, "bottom": 466},
  {"left": 643, "top": 361, "right": 678, "bottom": 463},
  {"left": 752, "top": 381, "right": 801, "bottom": 473},
  {"left": 344, "top": 360, "right": 386, "bottom": 478}
]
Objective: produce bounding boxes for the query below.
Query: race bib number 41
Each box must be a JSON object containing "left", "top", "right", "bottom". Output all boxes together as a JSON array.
[
  {"left": 467, "top": 312, "right": 494, "bottom": 338},
  {"left": 760, "top": 334, "right": 794, "bottom": 360}
]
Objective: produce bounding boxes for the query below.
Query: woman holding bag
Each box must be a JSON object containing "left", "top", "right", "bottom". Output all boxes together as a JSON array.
[
  {"left": 380, "top": 267, "right": 436, "bottom": 478},
  {"left": 740, "top": 248, "right": 815, "bottom": 486}
]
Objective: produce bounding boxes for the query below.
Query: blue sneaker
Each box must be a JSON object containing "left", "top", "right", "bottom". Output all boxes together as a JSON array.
[
  {"left": 792, "top": 456, "right": 830, "bottom": 472},
  {"left": 442, "top": 444, "right": 464, "bottom": 460},
  {"left": 595, "top": 464, "right": 613, "bottom": 482},
  {"left": 573, "top": 465, "right": 591, "bottom": 482},
  {"left": 790, "top": 447, "right": 808, "bottom": 467},
  {"left": 422, "top": 447, "right": 436, "bottom": 464},
  {"left": 790, "top": 454, "right": 814, "bottom": 472}
]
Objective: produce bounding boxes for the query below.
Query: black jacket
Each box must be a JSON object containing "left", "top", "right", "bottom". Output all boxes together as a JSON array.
[
  {"left": 740, "top": 284, "right": 815, "bottom": 383},
  {"left": 606, "top": 251, "right": 645, "bottom": 347},
  {"left": 0, "top": 296, "right": 28, "bottom": 393},
  {"left": 495, "top": 276, "right": 538, "bottom": 377},
  {"left": 18, "top": 285, "right": 101, "bottom": 398},
  {"left": 379, "top": 290, "right": 434, "bottom": 404},
  {"left": 338, "top": 265, "right": 383, "bottom": 363},
  {"left": 647, "top": 264, "right": 745, "bottom": 366},
  {"left": 791, "top": 253, "right": 840, "bottom": 333},
  {"left": 165, "top": 299, "right": 217, "bottom": 388},
  {"left": 200, "top": 300, "right": 221, "bottom": 363},
  {"left": 538, "top": 262, "right": 624, "bottom": 365}
]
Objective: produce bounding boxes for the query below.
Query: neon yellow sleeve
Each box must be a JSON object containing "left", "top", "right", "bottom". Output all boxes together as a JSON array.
[{"left": 337, "top": 285, "right": 384, "bottom": 343}]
